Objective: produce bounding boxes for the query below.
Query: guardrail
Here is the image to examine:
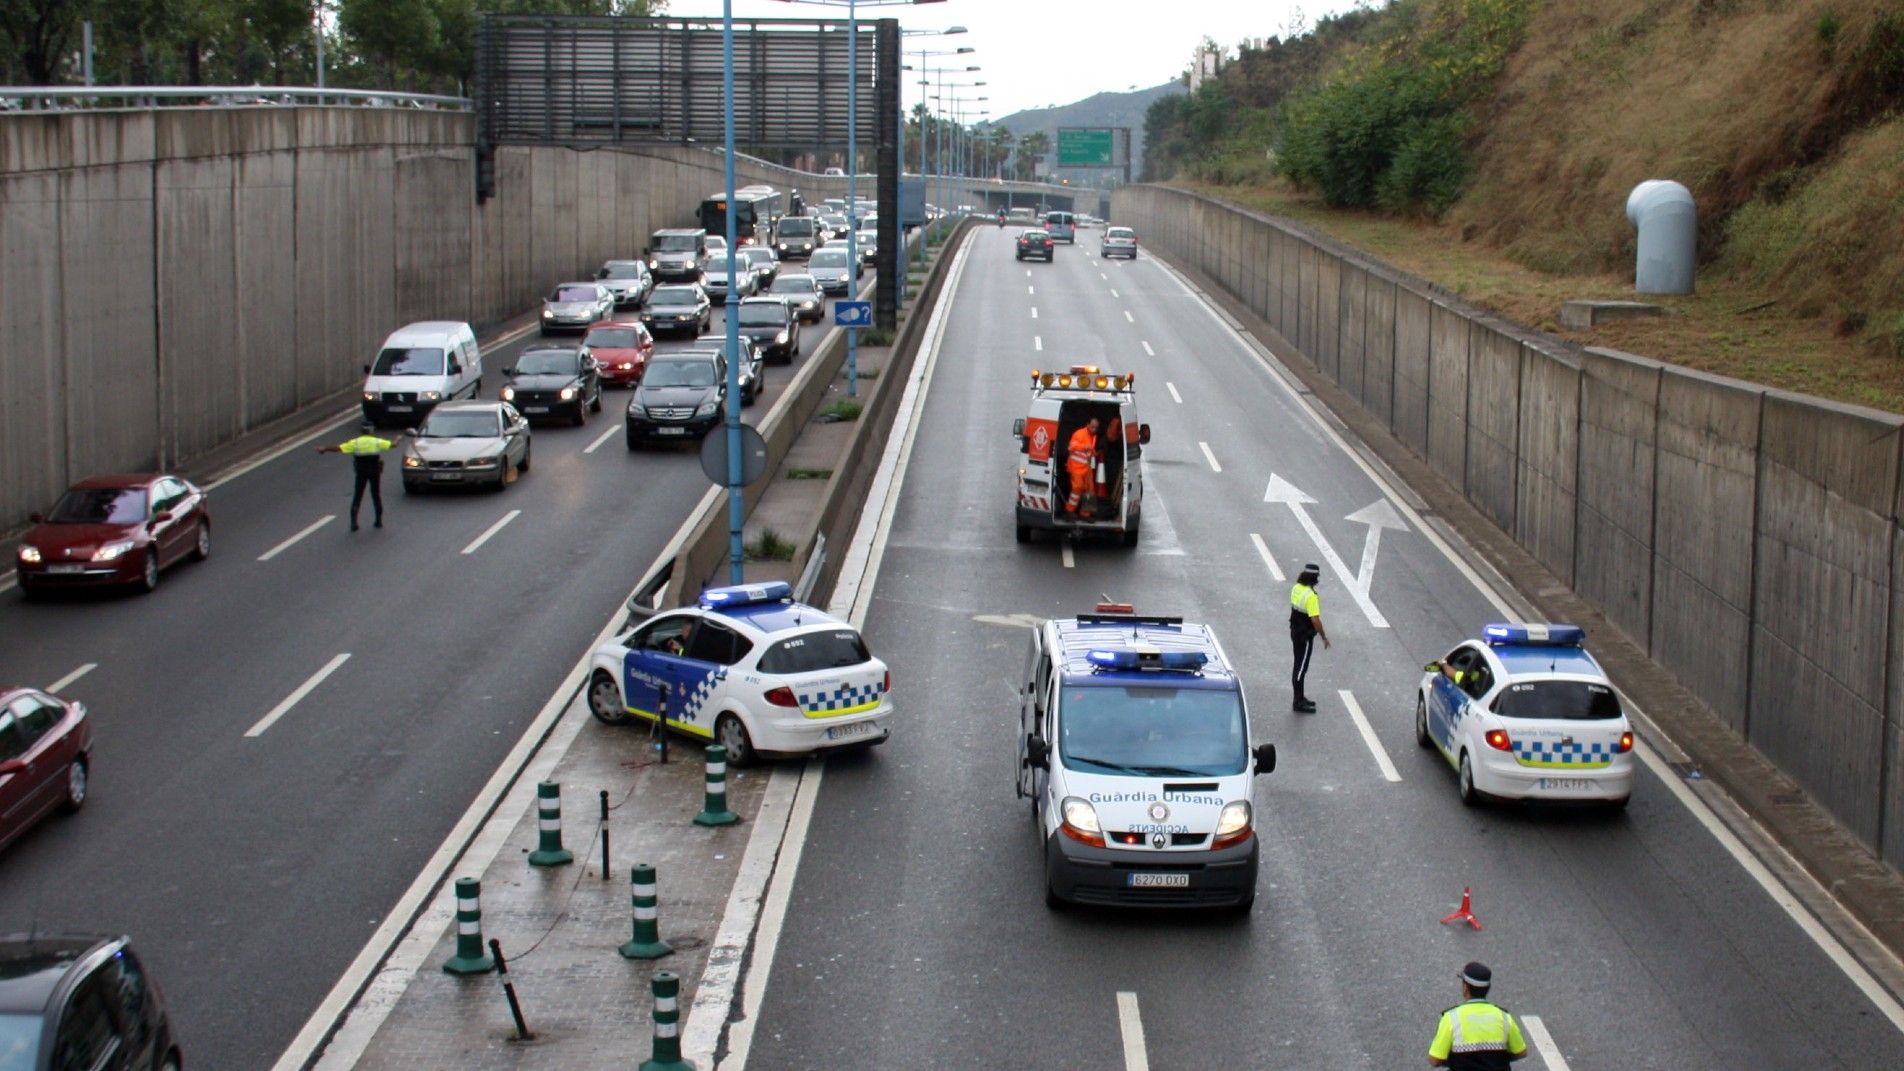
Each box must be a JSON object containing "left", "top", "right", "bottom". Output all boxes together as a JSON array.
[{"left": 0, "top": 85, "right": 471, "bottom": 111}]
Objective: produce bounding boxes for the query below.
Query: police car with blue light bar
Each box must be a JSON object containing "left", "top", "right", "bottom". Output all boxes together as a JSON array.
[
  {"left": 1017, "top": 606, "right": 1277, "bottom": 910},
  {"left": 1416, "top": 623, "right": 1634, "bottom": 808},
  {"left": 587, "top": 581, "right": 892, "bottom": 765}
]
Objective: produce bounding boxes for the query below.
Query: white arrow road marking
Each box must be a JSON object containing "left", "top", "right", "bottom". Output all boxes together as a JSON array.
[
  {"left": 1344, "top": 498, "right": 1409, "bottom": 600},
  {"left": 1340, "top": 690, "right": 1401, "bottom": 782},
  {"left": 1522, "top": 1016, "right": 1570, "bottom": 1071},
  {"left": 47, "top": 663, "right": 97, "bottom": 693},
  {"left": 1264, "top": 474, "right": 1390, "bottom": 628},
  {"left": 1249, "top": 533, "right": 1284, "bottom": 582},
  {"left": 247, "top": 653, "right": 351, "bottom": 737},
  {"left": 1199, "top": 442, "right": 1222, "bottom": 473},
  {"left": 258, "top": 515, "right": 335, "bottom": 561},
  {"left": 462, "top": 509, "right": 521, "bottom": 555},
  {"left": 1117, "top": 992, "right": 1150, "bottom": 1071},
  {"left": 583, "top": 426, "right": 619, "bottom": 454}
]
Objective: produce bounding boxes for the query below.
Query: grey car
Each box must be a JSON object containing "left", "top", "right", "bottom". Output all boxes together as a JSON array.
[
  {"left": 596, "top": 260, "right": 654, "bottom": 307},
  {"left": 701, "top": 254, "right": 759, "bottom": 304},
  {"left": 807, "top": 248, "right": 854, "bottom": 295},
  {"left": 541, "top": 282, "right": 615, "bottom": 333},
  {"left": 641, "top": 283, "right": 712, "bottom": 339},
  {"left": 401, "top": 400, "right": 532, "bottom": 491},
  {"left": 739, "top": 246, "right": 781, "bottom": 289},
  {"left": 767, "top": 273, "right": 826, "bottom": 323},
  {"left": 1101, "top": 226, "right": 1139, "bottom": 259}
]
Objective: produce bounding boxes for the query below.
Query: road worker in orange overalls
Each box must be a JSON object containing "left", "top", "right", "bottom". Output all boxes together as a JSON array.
[{"left": 1065, "top": 416, "right": 1101, "bottom": 519}]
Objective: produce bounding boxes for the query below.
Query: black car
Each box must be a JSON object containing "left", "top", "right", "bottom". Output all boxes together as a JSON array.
[
  {"left": 0, "top": 934, "right": 182, "bottom": 1070},
  {"left": 734, "top": 296, "right": 802, "bottom": 365},
  {"left": 1016, "top": 229, "right": 1055, "bottom": 262},
  {"left": 641, "top": 284, "right": 712, "bottom": 340},
  {"left": 626, "top": 351, "right": 728, "bottom": 447},
  {"left": 767, "top": 273, "right": 826, "bottom": 324},
  {"left": 739, "top": 246, "right": 780, "bottom": 289},
  {"left": 501, "top": 345, "right": 603, "bottom": 425}
]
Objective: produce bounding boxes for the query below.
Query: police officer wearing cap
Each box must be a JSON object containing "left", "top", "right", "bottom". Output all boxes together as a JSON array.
[
  {"left": 317, "top": 422, "right": 395, "bottom": 532},
  {"left": 1428, "top": 961, "right": 1528, "bottom": 1068},
  {"left": 1288, "top": 563, "right": 1330, "bottom": 712}
]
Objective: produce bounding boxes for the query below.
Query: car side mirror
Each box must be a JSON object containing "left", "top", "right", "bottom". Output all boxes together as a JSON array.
[
  {"left": 1026, "top": 735, "right": 1050, "bottom": 769},
  {"left": 502, "top": 366, "right": 515, "bottom": 377},
  {"left": 1012, "top": 418, "right": 1025, "bottom": 437},
  {"left": 642, "top": 247, "right": 650, "bottom": 256},
  {"left": 362, "top": 363, "right": 372, "bottom": 374},
  {"left": 28, "top": 512, "right": 43, "bottom": 523},
  {"left": 448, "top": 363, "right": 461, "bottom": 375},
  {"left": 1139, "top": 424, "right": 1152, "bottom": 445},
  {"left": 151, "top": 509, "right": 173, "bottom": 524},
  {"left": 1253, "top": 743, "right": 1277, "bottom": 775},
  {"left": 1425, "top": 661, "right": 1441, "bottom": 672}
]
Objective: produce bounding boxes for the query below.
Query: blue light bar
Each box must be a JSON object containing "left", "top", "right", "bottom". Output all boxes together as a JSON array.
[
  {"left": 700, "top": 581, "right": 793, "bottom": 610},
  {"left": 1482, "top": 622, "right": 1585, "bottom": 647},
  {"left": 1086, "top": 649, "right": 1138, "bottom": 669},
  {"left": 1085, "top": 647, "right": 1208, "bottom": 672}
]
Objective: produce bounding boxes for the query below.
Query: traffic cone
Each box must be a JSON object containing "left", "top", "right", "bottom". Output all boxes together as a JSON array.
[{"left": 1439, "top": 886, "right": 1483, "bottom": 930}]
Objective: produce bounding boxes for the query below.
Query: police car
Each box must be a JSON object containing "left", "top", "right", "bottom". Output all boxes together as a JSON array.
[
  {"left": 587, "top": 581, "right": 892, "bottom": 764},
  {"left": 1416, "top": 623, "right": 1635, "bottom": 808},
  {"left": 1016, "top": 608, "right": 1276, "bottom": 910}
]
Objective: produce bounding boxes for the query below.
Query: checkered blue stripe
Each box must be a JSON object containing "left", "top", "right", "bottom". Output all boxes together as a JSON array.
[
  {"left": 1512, "top": 739, "right": 1614, "bottom": 767},
  {"left": 798, "top": 679, "right": 883, "bottom": 717},
  {"left": 674, "top": 666, "right": 726, "bottom": 724}
]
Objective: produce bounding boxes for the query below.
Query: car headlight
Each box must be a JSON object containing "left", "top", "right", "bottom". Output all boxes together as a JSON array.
[
  {"left": 1215, "top": 801, "right": 1252, "bottom": 838},
  {"left": 1059, "top": 796, "right": 1104, "bottom": 846},
  {"left": 542, "top": 309, "right": 555, "bottom": 318},
  {"left": 403, "top": 455, "right": 423, "bottom": 468},
  {"left": 695, "top": 400, "right": 720, "bottom": 417},
  {"left": 362, "top": 391, "right": 376, "bottom": 402},
  {"left": 467, "top": 456, "right": 501, "bottom": 468},
  {"left": 18, "top": 545, "right": 41, "bottom": 564},
  {"left": 421, "top": 390, "right": 442, "bottom": 401},
  {"left": 559, "top": 386, "right": 579, "bottom": 400},
  {"left": 92, "top": 539, "right": 137, "bottom": 562},
  {"left": 776, "top": 243, "right": 788, "bottom": 251},
  {"left": 774, "top": 331, "right": 788, "bottom": 345},
  {"left": 499, "top": 386, "right": 516, "bottom": 401}
]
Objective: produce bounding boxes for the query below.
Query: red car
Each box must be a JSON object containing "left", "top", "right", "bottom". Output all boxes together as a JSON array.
[
  {"left": 0, "top": 686, "right": 92, "bottom": 852},
  {"left": 581, "top": 320, "right": 657, "bottom": 387},
  {"left": 15, "top": 474, "right": 211, "bottom": 597},
  {"left": 1016, "top": 229, "right": 1055, "bottom": 262}
]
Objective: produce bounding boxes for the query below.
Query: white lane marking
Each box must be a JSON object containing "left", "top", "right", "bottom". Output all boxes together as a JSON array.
[
  {"left": 1111, "top": 288, "right": 1120, "bottom": 298},
  {"left": 1100, "top": 272, "right": 1108, "bottom": 281},
  {"left": 1026, "top": 268, "right": 1032, "bottom": 277},
  {"left": 245, "top": 653, "right": 350, "bottom": 738},
  {"left": 1034, "top": 336, "right": 1043, "bottom": 352},
  {"left": 460, "top": 509, "right": 521, "bottom": 555},
  {"left": 583, "top": 425, "right": 619, "bottom": 454},
  {"left": 1123, "top": 309, "right": 1135, "bottom": 323},
  {"left": 1061, "top": 541, "right": 1076, "bottom": 569},
  {"left": 1198, "top": 441, "right": 1222, "bottom": 473},
  {"left": 1145, "top": 251, "right": 1904, "bottom": 1035},
  {"left": 1142, "top": 340, "right": 1156, "bottom": 357},
  {"left": 1522, "top": 1016, "right": 1570, "bottom": 1071},
  {"left": 257, "top": 514, "right": 335, "bottom": 561},
  {"left": 1028, "top": 285, "right": 1035, "bottom": 296},
  {"left": 1031, "top": 307, "right": 1039, "bottom": 319},
  {"left": 1166, "top": 381, "right": 1182, "bottom": 404},
  {"left": 47, "top": 663, "right": 97, "bottom": 694},
  {"left": 1264, "top": 477, "right": 1390, "bottom": 630},
  {"left": 1250, "top": 533, "right": 1285, "bottom": 582},
  {"left": 1117, "top": 992, "right": 1150, "bottom": 1071},
  {"left": 1339, "top": 690, "right": 1402, "bottom": 782}
]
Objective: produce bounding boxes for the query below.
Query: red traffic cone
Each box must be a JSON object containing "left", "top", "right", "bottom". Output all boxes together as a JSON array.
[{"left": 1440, "top": 886, "right": 1483, "bottom": 930}]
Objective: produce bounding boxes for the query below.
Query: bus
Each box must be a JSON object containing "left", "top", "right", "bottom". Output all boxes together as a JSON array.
[{"left": 698, "top": 186, "right": 782, "bottom": 246}]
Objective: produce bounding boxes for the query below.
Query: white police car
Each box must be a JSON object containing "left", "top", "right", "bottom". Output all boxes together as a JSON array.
[
  {"left": 1016, "top": 608, "right": 1276, "bottom": 910},
  {"left": 587, "top": 581, "right": 892, "bottom": 764},
  {"left": 1416, "top": 623, "right": 1634, "bottom": 808}
]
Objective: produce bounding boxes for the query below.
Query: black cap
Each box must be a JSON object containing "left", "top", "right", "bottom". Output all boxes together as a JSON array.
[{"left": 1460, "top": 962, "right": 1492, "bottom": 988}]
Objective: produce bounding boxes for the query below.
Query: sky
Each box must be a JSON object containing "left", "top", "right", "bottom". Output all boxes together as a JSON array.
[{"left": 672, "top": 1, "right": 1367, "bottom": 120}]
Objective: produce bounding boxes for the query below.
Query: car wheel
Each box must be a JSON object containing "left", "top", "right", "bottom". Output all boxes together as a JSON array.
[
  {"left": 715, "top": 713, "right": 757, "bottom": 767},
  {"left": 588, "top": 671, "right": 629, "bottom": 725},
  {"left": 137, "top": 546, "right": 160, "bottom": 593},
  {"left": 1122, "top": 524, "right": 1140, "bottom": 549},
  {"left": 160, "top": 1053, "right": 180, "bottom": 1071},
  {"left": 1416, "top": 696, "right": 1432, "bottom": 748},
  {"left": 1457, "top": 751, "right": 1480, "bottom": 807},
  {"left": 402, "top": 480, "right": 417, "bottom": 495},
  {"left": 191, "top": 519, "right": 211, "bottom": 562},
  {"left": 518, "top": 444, "right": 531, "bottom": 474},
  {"left": 61, "top": 757, "right": 87, "bottom": 813},
  {"left": 1015, "top": 524, "right": 1030, "bottom": 544}
]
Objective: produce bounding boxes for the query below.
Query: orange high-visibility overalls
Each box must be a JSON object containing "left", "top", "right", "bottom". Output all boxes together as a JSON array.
[{"left": 1065, "top": 425, "right": 1097, "bottom": 516}]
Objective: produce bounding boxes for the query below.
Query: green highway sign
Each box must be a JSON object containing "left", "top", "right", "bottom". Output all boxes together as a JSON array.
[{"left": 1057, "top": 128, "right": 1115, "bottom": 167}]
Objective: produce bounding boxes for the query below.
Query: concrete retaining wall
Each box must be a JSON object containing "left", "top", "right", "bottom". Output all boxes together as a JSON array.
[{"left": 1112, "top": 182, "right": 1904, "bottom": 874}]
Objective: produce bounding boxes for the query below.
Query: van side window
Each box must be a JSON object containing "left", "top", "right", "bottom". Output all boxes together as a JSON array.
[{"left": 52, "top": 972, "right": 120, "bottom": 1071}]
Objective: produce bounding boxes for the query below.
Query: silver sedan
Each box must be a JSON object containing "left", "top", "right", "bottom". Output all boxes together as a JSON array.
[{"left": 401, "top": 401, "right": 533, "bottom": 492}]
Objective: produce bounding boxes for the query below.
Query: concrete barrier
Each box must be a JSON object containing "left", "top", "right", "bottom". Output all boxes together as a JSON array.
[
  {"left": 1337, "top": 262, "right": 1368, "bottom": 406},
  {"left": 1363, "top": 275, "right": 1397, "bottom": 430},
  {"left": 1391, "top": 287, "right": 1432, "bottom": 455},
  {"left": 1575, "top": 348, "right": 1663, "bottom": 644},
  {"left": 1426, "top": 300, "right": 1470, "bottom": 484},
  {"left": 1463, "top": 321, "right": 1520, "bottom": 532},
  {"left": 1514, "top": 339, "right": 1579, "bottom": 584}
]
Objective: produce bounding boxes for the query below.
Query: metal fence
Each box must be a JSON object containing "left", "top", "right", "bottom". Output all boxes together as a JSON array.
[{"left": 0, "top": 86, "right": 471, "bottom": 111}]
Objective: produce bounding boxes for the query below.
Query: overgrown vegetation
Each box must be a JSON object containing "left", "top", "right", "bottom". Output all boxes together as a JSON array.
[
  {"left": 858, "top": 328, "right": 895, "bottom": 347},
  {"left": 787, "top": 468, "right": 833, "bottom": 480},
  {"left": 820, "top": 399, "right": 863, "bottom": 422},
  {"left": 745, "top": 527, "right": 795, "bottom": 562}
]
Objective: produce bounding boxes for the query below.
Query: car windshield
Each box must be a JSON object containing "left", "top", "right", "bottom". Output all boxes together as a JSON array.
[
  {"left": 651, "top": 287, "right": 697, "bottom": 305},
  {"left": 601, "top": 263, "right": 642, "bottom": 279},
  {"left": 809, "top": 251, "right": 846, "bottom": 268},
  {"left": 371, "top": 346, "right": 445, "bottom": 376},
  {"left": 588, "top": 328, "right": 642, "bottom": 348},
  {"left": 515, "top": 350, "right": 577, "bottom": 375},
  {"left": 742, "top": 250, "right": 774, "bottom": 265},
  {"left": 1108, "top": 228, "right": 1134, "bottom": 239},
  {"left": 1492, "top": 680, "right": 1624, "bottom": 720},
  {"left": 705, "top": 258, "right": 737, "bottom": 274},
  {"left": 778, "top": 219, "right": 813, "bottom": 236},
  {"left": 1059, "top": 686, "right": 1247, "bottom": 776},
  {"left": 48, "top": 487, "right": 147, "bottom": 524},
  {"left": 737, "top": 304, "right": 788, "bottom": 327},
  {"left": 644, "top": 360, "right": 715, "bottom": 388},
  {"left": 0, "top": 1012, "right": 41, "bottom": 1069},
  {"left": 653, "top": 234, "right": 699, "bottom": 252},
  {"left": 550, "top": 285, "right": 597, "bottom": 302},
  {"left": 771, "top": 276, "right": 818, "bottom": 295},
  {"left": 421, "top": 411, "right": 501, "bottom": 437},
  {"left": 756, "top": 629, "right": 871, "bottom": 674},
  {"left": 1022, "top": 230, "right": 1050, "bottom": 240}
]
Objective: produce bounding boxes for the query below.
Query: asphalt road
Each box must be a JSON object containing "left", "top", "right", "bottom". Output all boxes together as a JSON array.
[
  {"left": 0, "top": 275, "right": 853, "bottom": 1070},
  {"left": 745, "top": 228, "right": 1904, "bottom": 1069}
]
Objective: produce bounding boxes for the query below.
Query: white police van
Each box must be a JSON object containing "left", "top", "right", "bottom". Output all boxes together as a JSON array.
[
  {"left": 587, "top": 581, "right": 892, "bottom": 765},
  {"left": 1016, "top": 607, "right": 1276, "bottom": 910},
  {"left": 1417, "top": 623, "right": 1635, "bottom": 808}
]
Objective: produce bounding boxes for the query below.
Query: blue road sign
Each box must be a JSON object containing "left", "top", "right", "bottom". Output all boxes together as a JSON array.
[{"left": 834, "top": 301, "right": 873, "bottom": 328}]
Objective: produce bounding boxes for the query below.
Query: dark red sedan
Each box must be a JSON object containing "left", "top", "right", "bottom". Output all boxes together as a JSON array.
[
  {"left": 15, "top": 474, "right": 210, "bottom": 597},
  {"left": 582, "top": 320, "right": 657, "bottom": 387},
  {"left": 0, "top": 686, "right": 92, "bottom": 852}
]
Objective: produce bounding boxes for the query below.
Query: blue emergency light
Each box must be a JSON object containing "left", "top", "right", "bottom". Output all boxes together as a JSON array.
[
  {"left": 1482, "top": 623, "right": 1585, "bottom": 647},
  {"left": 1086, "top": 647, "right": 1208, "bottom": 672},
  {"left": 700, "top": 581, "right": 793, "bottom": 610}
]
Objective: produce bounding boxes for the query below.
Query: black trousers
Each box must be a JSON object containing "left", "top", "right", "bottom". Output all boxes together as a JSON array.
[
  {"left": 351, "top": 463, "right": 384, "bottom": 524},
  {"left": 1290, "top": 630, "right": 1316, "bottom": 698}
]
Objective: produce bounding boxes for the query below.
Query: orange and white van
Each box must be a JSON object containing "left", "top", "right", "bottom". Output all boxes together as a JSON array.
[{"left": 1012, "top": 365, "right": 1150, "bottom": 546}]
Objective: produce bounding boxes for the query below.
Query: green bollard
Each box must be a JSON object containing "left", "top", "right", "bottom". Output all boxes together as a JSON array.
[
  {"left": 441, "top": 877, "right": 497, "bottom": 975},
  {"left": 637, "top": 970, "right": 693, "bottom": 1071},
  {"left": 692, "top": 745, "right": 740, "bottom": 827},
  {"left": 527, "top": 781, "right": 573, "bottom": 867},
  {"left": 619, "top": 863, "right": 674, "bottom": 960}
]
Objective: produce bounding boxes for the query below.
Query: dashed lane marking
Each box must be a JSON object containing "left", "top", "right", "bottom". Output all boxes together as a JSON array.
[
  {"left": 1249, "top": 532, "right": 1284, "bottom": 582},
  {"left": 1035, "top": 336, "right": 1043, "bottom": 351},
  {"left": 1340, "top": 690, "right": 1402, "bottom": 782},
  {"left": 461, "top": 509, "right": 522, "bottom": 555},
  {"left": 1117, "top": 992, "right": 1150, "bottom": 1071},
  {"left": 1522, "top": 1016, "right": 1570, "bottom": 1071},
  {"left": 1123, "top": 309, "right": 1135, "bottom": 323},
  {"left": 258, "top": 514, "right": 335, "bottom": 561},
  {"left": 245, "top": 653, "right": 350, "bottom": 738},
  {"left": 1142, "top": 341, "right": 1156, "bottom": 357},
  {"left": 47, "top": 663, "right": 97, "bottom": 693},
  {"left": 1166, "top": 381, "right": 1182, "bottom": 404},
  {"left": 1199, "top": 441, "right": 1222, "bottom": 473},
  {"left": 1062, "top": 541, "right": 1076, "bottom": 569},
  {"left": 584, "top": 426, "right": 619, "bottom": 454}
]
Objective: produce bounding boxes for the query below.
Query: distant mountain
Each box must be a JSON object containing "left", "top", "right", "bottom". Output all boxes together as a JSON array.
[{"left": 986, "top": 81, "right": 1186, "bottom": 186}]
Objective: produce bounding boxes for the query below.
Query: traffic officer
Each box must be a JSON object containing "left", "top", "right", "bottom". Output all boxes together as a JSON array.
[
  {"left": 788, "top": 189, "right": 804, "bottom": 217},
  {"left": 1288, "top": 563, "right": 1330, "bottom": 712},
  {"left": 1064, "top": 417, "right": 1102, "bottom": 519},
  {"left": 318, "top": 422, "right": 395, "bottom": 531},
  {"left": 1428, "top": 962, "right": 1528, "bottom": 1068}
]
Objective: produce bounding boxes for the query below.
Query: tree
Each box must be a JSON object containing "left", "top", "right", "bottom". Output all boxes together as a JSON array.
[
  {"left": 1016, "top": 130, "right": 1050, "bottom": 181},
  {"left": 0, "top": 0, "right": 86, "bottom": 83},
  {"left": 339, "top": 0, "right": 438, "bottom": 88},
  {"left": 988, "top": 124, "right": 1013, "bottom": 178}
]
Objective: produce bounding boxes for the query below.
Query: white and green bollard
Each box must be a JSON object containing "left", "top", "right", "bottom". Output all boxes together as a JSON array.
[
  {"left": 527, "top": 781, "right": 573, "bottom": 867},
  {"left": 442, "top": 877, "right": 496, "bottom": 975},
  {"left": 637, "top": 970, "right": 692, "bottom": 1071},
  {"left": 692, "top": 744, "right": 739, "bottom": 827},
  {"left": 620, "top": 862, "right": 674, "bottom": 960}
]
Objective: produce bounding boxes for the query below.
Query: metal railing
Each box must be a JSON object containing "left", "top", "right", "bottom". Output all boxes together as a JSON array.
[{"left": 0, "top": 86, "right": 471, "bottom": 112}]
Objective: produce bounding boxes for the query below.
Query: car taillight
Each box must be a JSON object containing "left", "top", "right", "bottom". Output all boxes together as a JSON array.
[
  {"left": 764, "top": 686, "right": 799, "bottom": 708},
  {"left": 882, "top": 670, "right": 891, "bottom": 693},
  {"left": 1617, "top": 731, "right": 1634, "bottom": 753},
  {"left": 1484, "top": 729, "right": 1512, "bottom": 752}
]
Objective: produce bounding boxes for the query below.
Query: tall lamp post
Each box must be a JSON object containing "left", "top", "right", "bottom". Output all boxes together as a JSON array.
[
  {"left": 900, "top": 42, "right": 972, "bottom": 270},
  {"left": 932, "top": 80, "right": 984, "bottom": 223}
]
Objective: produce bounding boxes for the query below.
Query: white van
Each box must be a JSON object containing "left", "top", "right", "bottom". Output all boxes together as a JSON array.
[{"left": 362, "top": 321, "right": 483, "bottom": 427}]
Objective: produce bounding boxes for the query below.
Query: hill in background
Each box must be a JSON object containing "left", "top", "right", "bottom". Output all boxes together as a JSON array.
[{"left": 987, "top": 81, "right": 1185, "bottom": 186}]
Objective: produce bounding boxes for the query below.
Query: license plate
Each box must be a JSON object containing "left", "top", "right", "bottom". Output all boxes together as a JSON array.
[
  {"left": 524, "top": 406, "right": 549, "bottom": 413},
  {"left": 1539, "top": 777, "right": 1593, "bottom": 791},
  {"left": 656, "top": 427, "right": 686, "bottom": 436},
  {"left": 431, "top": 472, "right": 464, "bottom": 481},
  {"left": 386, "top": 405, "right": 412, "bottom": 413},
  {"left": 45, "top": 564, "right": 85, "bottom": 575},
  {"left": 825, "top": 721, "right": 876, "bottom": 741},
  {"left": 1127, "top": 873, "right": 1190, "bottom": 888}
]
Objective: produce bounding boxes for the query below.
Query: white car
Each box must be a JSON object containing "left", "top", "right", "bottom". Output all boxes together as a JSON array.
[
  {"left": 587, "top": 581, "right": 893, "bottom": 764},
  {"left": 1416, "top": 623, "right": 1635, "bottom": 809}
]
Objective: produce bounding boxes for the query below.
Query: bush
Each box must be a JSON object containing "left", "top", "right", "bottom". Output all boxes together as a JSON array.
[
  {"left": 1376, "top": 111, "right": 1472, "bottom": 216},
  {"left": 859, "top": 328, "right": 895, "bottom": 346},
  {"left": 820, "top": 399, "right": 862, "bottom": 422},
  {"left": 745, "top": 527, "right": 796, "bottom": 561}
]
